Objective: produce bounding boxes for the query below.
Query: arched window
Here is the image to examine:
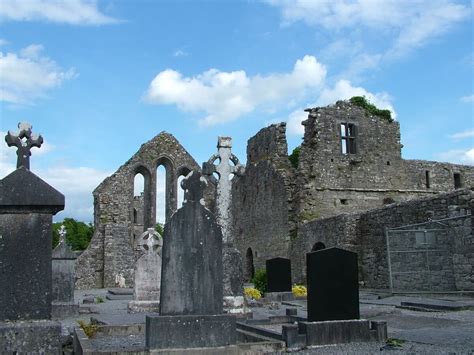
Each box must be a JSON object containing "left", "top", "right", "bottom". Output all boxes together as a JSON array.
[
  {"left": 311, "top": 241, "right": 326, "bottom": 252},
  {"left": 245, "top": 247, "right": 255, "bottom": 281}
]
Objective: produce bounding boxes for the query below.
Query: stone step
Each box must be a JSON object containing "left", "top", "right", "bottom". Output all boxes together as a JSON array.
[
  {"left": 106, "top": 294, "right": 133, "bottom": 301},
  {"left": 107, "top": 288, "right": 133, "bottom": 295}
]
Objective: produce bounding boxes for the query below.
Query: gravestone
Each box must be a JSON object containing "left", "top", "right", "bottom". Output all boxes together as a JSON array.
[
  {"left": 146, "top": 171, "right": 237, "bottom": 350},
  {"left": 266, "top": 257, "right": 292, "bottom": 292},
  {"left": 203, "top": 136, "right": 247, "bottom": 314},
  {"left": 128, "top": 228, "right": 163, "bottom": 313},
  {"left": 52, "top": 225, "right": 79, "bottom": 318},
  {"left": 306, "top": 247, "right": 360, "bottom": 322},
  {"left": 0, "top": 122, "right": 63, "bottom": 353}
]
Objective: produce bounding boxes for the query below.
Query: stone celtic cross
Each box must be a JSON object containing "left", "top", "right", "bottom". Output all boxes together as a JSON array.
[
  {"left": 58, "top": 225, "right": 67, "bottom": 244},
  {"left": 202, "top": 137, "right": 244, "bottom": 245},
  {"left": 181, "top": 170, "right": 207, "bottom": 204},
  {"left": 5, "top": 122, "right": 43, "bottom": 170},
  {"left": 139, "top": 228, "right": 163, "bottom": 255}
]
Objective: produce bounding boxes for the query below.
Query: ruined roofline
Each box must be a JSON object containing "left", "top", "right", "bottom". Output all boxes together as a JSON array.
[
  {"left": 93, "top": 131, "right": 192, "bottom": 195},
  {"left": 404, "top": 158, "right": 474, "bottom": 170}
]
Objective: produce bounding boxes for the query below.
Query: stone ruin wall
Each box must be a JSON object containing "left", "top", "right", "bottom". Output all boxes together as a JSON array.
[
  {"left": 232, "top": 123, "right": 296, "bottom": 280},
  {"left": 292, "top": 188, "right": 474, "bottom": 291},
  {"left": 75, "top": 132, "right": 208, "bottom": 289},
  {"left": 233, "top": 100, "right": 474, "bottom": 283}
]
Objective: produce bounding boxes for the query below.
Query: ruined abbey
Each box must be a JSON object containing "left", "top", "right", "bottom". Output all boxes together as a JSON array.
[{"left": 76, "top": 99, "right": 474, "bottom": 292}]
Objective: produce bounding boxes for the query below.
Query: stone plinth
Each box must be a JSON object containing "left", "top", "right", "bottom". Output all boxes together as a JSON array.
[
  {"left": 266, "top": 257, "right": 292, "bottom": 293},
  {"left": 307, "top": 247, "right": 359, "bottom": 322},
  {"left": 146, "top": 314, "right": 236, "bottom": 349}
]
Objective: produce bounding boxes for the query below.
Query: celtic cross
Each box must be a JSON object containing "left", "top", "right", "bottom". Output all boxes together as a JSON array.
[
  {"left": 139, "top": 228, "right": 163, "bottom": 255},
  {"left": 5, "top": 122, "right": 43, "bottom": 170},
  {"left": 58, "top": 225, "right": 67, "bottom": 245},
  {"left": 202, "top": 137, "right": 244, "bottom": 244}
]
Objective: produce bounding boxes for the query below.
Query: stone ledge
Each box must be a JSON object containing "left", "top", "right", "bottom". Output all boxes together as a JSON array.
[{"left": 128, "top": 300, "right": 160, "bottom": 313}]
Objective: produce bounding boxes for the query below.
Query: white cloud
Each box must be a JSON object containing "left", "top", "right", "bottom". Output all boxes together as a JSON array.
[
  {"left": 437, "top": 148, "right": 474, "bottom": 165},
  {"left": 0, "top": 0, "right": 119, "bottom": 25},
  {"left": 460, "top": 94, "right": 474, "bottom": 103},
  {"left": 286, "top": 109, "right": 307, "bottom": 135},
  {"left": 267, "top": 1, "right": 470, "bottom": 59},
  {"left": 144, "top": 55, "right": 326, "bottom": 126},
  {"left": 449, "top": 129, "right": 474, "bottom": 141},
  {"left": 173, "top": 49, "right": 188, "bottom": 57},
  {"left": 317, "top": 79, "right": 396, "bottom": 118},
  {"left": 0, "top": 44, "right": 76, "bottom": 104}
]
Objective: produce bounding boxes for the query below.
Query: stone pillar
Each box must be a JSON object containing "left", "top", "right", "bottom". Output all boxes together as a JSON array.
[
  {"left": 52, "top": 225, "right": 79, "bottom": 318},
  {"left": 0, "top": 167, "right": 64, "bottom": 353}
]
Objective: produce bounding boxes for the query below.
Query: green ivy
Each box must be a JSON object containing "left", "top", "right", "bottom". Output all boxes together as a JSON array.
[
  {"left": 289, "top": 146, "right": 301, "bottom": 169},
  {"left": 350, "top": 96, "right": 393, "bottom": 123}
]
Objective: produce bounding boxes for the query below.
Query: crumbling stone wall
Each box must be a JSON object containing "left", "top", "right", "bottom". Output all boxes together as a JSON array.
[
  {"left": 292, "top": 189, "right": 474, "bottom": 291},
  {"left": 296, "top": 101, "right": 474, "bottom": 222},
  {"left": 75, "top": 132, "right": 203, "bottom": 289},
  {"left": 232, "top": 123, "right": 296, "bottom": 280}
]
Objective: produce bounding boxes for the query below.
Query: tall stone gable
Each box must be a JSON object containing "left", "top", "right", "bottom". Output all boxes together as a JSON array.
[{"left": 76, "top": 132, "right": 206, "bottom": 289}]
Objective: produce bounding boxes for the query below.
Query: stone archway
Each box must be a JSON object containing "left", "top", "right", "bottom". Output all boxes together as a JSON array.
[{"left": 311, "top": 241, "right": 326, "bottom": 252}]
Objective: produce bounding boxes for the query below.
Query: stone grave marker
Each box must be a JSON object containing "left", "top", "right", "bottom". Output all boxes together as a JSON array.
[
  {"left": 52, "top": 225, "right": 79, "bottom": 318},
  {"left": 128, "top": 227, "right": 163, "bottom": 312},
  {"left": 266, "top": 257, "right": 292, "bottom": 292},
  {"left": 146, "top": 171, "right": 237, "bottom": 350},
  {"left": 306, "top": 247, "right": 360, "bottom": 322},
  {"left": 203, "top": 136, "right": 247, "bottom": 314},
  {"left": 0, "top": 122, "right": 64, "bottom": 353}
]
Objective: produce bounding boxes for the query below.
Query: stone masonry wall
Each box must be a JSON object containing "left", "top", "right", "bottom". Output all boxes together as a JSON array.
[
  {"left": 292, "top": 189, "right": 474, "bottom": 290},
  {"left": 75, "top": 132, "right": 204, "bottom": 289},
  {"left": 232, "top": 123, "right": 296, "bottom": 281}
]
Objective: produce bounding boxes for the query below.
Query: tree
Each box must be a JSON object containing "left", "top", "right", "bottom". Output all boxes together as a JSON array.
[
  {"left": 155, "top": 223, "right": 164, "bottom": 236},
  {"left": 52, "top": 218, "right": 94, "bottom": 250}
]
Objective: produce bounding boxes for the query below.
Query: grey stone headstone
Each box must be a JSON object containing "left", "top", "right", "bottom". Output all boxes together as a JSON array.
[
  {"left": 160, "top": 171, "right": 223, "bottom": 315},
  {"left": 0, "top": 167, "right": 64, "bottom": 321}
]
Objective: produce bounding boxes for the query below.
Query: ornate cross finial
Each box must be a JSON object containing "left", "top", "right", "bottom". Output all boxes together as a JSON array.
[
  {"left": 5, "top": 122, "right": 43, "bottom": 170},
  {"left": 139, "top": 228, "right": 163, "bottom": 254},
  {"left": 58, "top": 225, "right": 67, "bottom": 245},
  {"left": 181, "top": 171, "right": 207, "bottom": 203}
]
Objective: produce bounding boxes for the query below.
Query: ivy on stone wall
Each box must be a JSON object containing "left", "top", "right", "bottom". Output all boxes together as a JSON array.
[{"left": 350, "top": 96, "right": 393, "bottom": 123}]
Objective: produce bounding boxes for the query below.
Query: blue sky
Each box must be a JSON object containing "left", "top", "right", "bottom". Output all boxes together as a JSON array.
[{"left": 0, "top": 0, "right": 473, "bottom": 222}]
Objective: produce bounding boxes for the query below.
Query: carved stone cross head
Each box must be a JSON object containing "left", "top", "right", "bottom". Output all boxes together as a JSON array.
[
  {"left": 5, "top": 122, "right": 44, "bottom": 170},
  {"left": 202, "top": 136, "right": 244, "bottom": 184},
  {"left": 139, "top": 227, "right": 163, "bottom": 254},
  {"left": 58, "top": 225, "right": 67, "bottom": 244},
  {"left": 181, "top": 170, "right": 207, "bottom": 203}
]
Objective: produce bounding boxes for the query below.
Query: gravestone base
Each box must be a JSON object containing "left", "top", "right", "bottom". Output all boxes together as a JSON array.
[
  {"left": 292, "top": 319, "right": 387, "bottom": 346},
  {"left": 51, "top": 302, "right": 79, "bottom": 319},
  {"left": 146, "top": 314, "right": 237, "bottom": 350},
  {"left": 0, "top": 320, "right": 61, "bottom": 354},
  {"left": 149, "top": 345, "right": 240, "bottom": 354},
  {"left": 264, "top": 292, "right": 294, "bottom": 302},
  {"left": 128, "top": 300, "right": 160, "bottom": 313}
]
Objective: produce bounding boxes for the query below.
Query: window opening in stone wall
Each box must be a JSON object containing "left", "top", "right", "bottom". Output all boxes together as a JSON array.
[
  {"left": 425, "top": 170, "right": 430, "bottom": 189},
  {"left": 133, "top": 172, "right": 146, "bottom": 240},
  {"left": 311, "top": 242, "right": 326, "bottom": 252},
  {"left": 340, "top": 199, "right": 348, "bottom": 205},
  {"left": 387, "top": 161, "right": 390, "bottom": 166},
  {"left": 340, "top": 123, "right": 357, "bottom": 154},
  {"left": 454, "top": 173, "right": 462, "bottom": 189},
  {"left": 415, "top": 231, "right": 436, "bottom": 247},
  {"left": 156, "top": 165, "right": 166, "bottom": 225},
  {"left": 133, "top": 208, "right": 137, "bottom": 223},
  {"left": 245, "top": 248, "right": 255, "bottom": 281},
  {"left": 177, "top": 175, "right": 185, "bottom": 208}
]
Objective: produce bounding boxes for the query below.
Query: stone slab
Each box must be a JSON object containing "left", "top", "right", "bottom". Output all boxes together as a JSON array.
[
  {"left": 265, "top": 292, "right": 294, "bottom": 302},
  {"left": 400, "top": 299, "right": 471, "bottom": 311},
  {"left": 51, "top": 302, "right": 79, "bottom": 319},
  {"left": 128, "top": 300, "right": 160, "bottom": 313},
  {"left": 108, "top": 288, "right": 134, "bottom": 295},
  {"left": 106, "top": 293, "right": 133, "bottom": 301},
  {"left": 146, "top": 314, "right": 236, "bottom": 349},
  {"left": 0, "top": 320, "right": 61, "bottom": 354}
]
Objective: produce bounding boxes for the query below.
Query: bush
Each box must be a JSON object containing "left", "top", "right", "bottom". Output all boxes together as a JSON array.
[
  {"left": 52, "top": 218, "right": 94, "bottom": 250},
  {"left": 251, "top": 269, "right": 267, "bottom": 294},
  {"left": 244, "top": 287, "right": 262, "bottom": 300},
  {"left": 289, "top": 146, "right": 301, "bottom": 169},
  {"left": 349, "top": 96, "right": 394, "bottom": 123},
  {"left": 292, "top": 285, "right": 307, "bottom": 297}
]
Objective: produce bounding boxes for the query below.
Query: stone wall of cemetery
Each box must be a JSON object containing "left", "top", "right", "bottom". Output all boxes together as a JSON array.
[
  {"left": 231, "top": 123, "right": 297, "bottom": 280},
  {"left": 75, "top": 132, "right": 207, "bottom": 289},
  {"left": 292, "top": 188, "right": 474, "bottom": 290}
]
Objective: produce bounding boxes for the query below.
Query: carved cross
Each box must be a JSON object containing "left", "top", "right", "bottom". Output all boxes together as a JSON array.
[
  {"left": 58, "top": 225, "right": 67, "bottom": 245},
  {"left": 202, "top": 137, "right": 244, "bottom": 245},
  {"left": 5, "top": 122, "right": 43, "bottom": 170},
  {"left": 181, "top": 170, "right": 207, "bottom": 203},
  {"left": 139, "top": 228, "right": 163, "bottom": 255}
]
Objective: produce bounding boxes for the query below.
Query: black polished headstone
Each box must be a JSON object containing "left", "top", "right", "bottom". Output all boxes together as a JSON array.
[
  {"left": 159, "top": 171, "right": 223, "bottom": 315},
  {"left": 306, "top": 247, "right": 359, "bottom": 322},
  {"left": 266, "top": 257, "right": 292, "bottom": 292}
]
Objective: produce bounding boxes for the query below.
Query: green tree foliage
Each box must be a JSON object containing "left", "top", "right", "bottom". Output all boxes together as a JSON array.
[
  {"left": 155, "top": 223, "right": 164, "bottom": 236},
  {"left": 251, "top": 269, "right": 267, "bottom": 294},
  {"left": 289, "top": 146, "right": 301, "bottom": 169},
  {"left": 52, "top": 218, "right": 94, "bottom": 250},
  {"left": 349, "top": 96, "right": 393, "bottom": 123}
]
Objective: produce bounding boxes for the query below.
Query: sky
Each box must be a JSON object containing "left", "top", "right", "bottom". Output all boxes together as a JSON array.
[{"left": 0, "top": 0, "right": 473, "bottom": 223}]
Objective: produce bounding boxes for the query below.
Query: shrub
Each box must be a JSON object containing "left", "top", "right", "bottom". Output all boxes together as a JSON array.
[
  {"left": 292, "top": 285, "right": 307, "bottom": 297},
  {"left": 289, "top": 146, "right": 301, "bottom": 169},
  {"left": 251, "top": 269, "right": 267, "bottom": 294},
  {"left": 244, "top": 287, "right": 262, "bottom": 300},
  {"left": 349, "top": 96, "right": 394, "bottom": 123},
  {"left": 78, "top": 320, "right": 99, "bottom": 338}
]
